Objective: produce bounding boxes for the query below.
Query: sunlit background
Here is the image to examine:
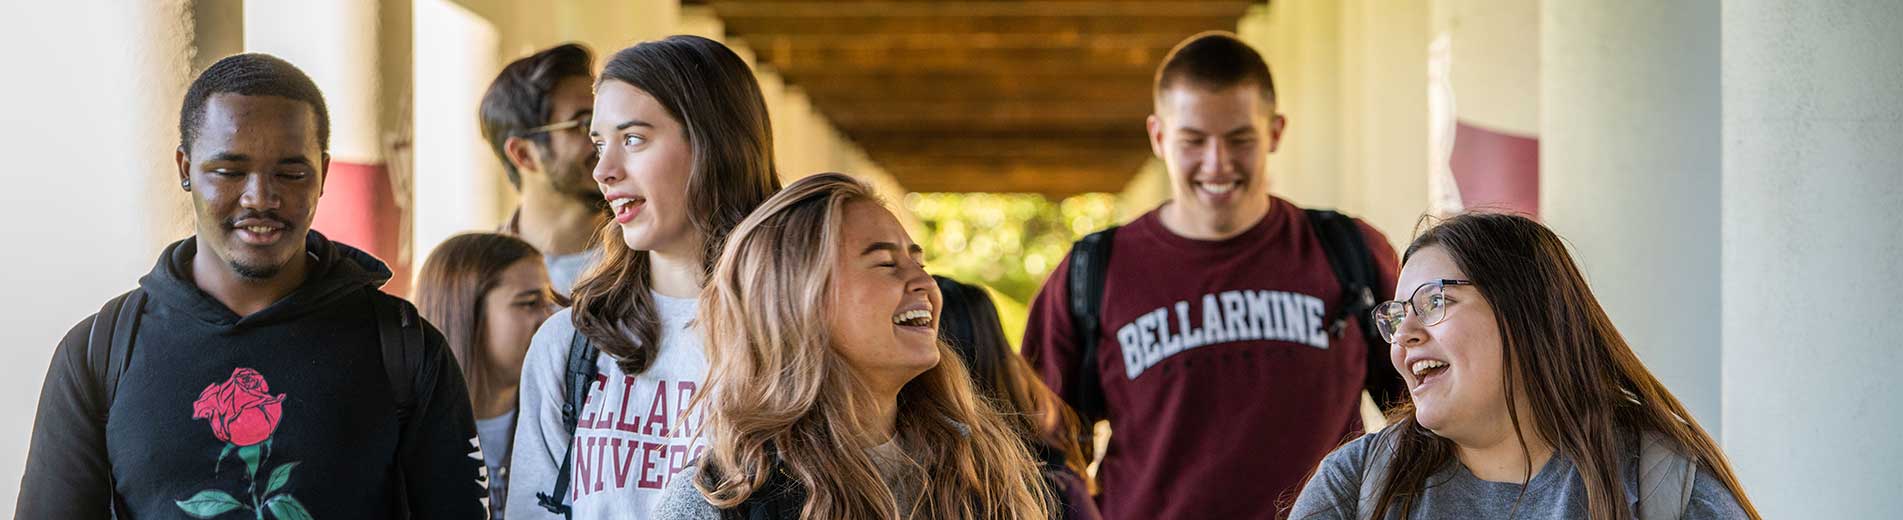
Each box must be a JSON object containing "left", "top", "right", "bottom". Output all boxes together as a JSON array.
[{"left": 2, "top": 1, "right": 1900, "bottom": 517}]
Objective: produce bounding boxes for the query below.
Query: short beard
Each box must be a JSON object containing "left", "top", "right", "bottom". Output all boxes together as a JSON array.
[
  {"left": 548, "top": 157, "right": 604, "bottom": 209},
  {"left": 228, "top": 259, "right": 283, "bottom": 280}
]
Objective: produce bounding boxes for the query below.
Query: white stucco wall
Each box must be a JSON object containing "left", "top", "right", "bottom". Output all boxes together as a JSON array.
[
  {"left": 1721, "top": 2, "right": 1903, "bottom": 517},
  {"left": 1541, "top": 0, "right": 1725, "bottom": 436}
]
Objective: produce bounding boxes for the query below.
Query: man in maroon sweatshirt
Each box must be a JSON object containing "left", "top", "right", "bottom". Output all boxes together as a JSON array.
[{"left": 1021, "top": 32, "right": 1401, "bottom": 519}]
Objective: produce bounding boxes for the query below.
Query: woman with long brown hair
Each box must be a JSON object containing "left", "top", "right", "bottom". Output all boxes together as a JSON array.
[
  {"left": 653, "top": 173, "right": 1053, "bottom": 519},
  {"left": 413, "top": 232, "right": 556, "bottom": 518},
  {"left": 934, "top": 275, "right": 1099, "bottom": 520},
  {"left": 506, "top": 35, "right": 781, "bottom": 519},
  {"left": 1290, "top": 212, "right": 1758, "bottom": 519}
]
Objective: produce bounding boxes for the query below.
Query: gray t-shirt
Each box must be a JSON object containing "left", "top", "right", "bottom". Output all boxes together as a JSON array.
[
  {"left": 475, "top": 409, "right": 517, "bottom": 519},
  {"left": 1289, "top": 427, "right": 1750, "bottom": 519},
  {"left": 545, "top": 248, "right": 600, "bottom": 297}
]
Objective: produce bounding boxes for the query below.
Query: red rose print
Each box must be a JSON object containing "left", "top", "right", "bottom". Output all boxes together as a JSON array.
[{"left": 191, "top": 368, "right": 287, "bottom": 447}]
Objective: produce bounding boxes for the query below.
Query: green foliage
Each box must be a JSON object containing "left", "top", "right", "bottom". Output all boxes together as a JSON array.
[{"left": 904, "top": 192, "right": 1118, "bottom": 346}]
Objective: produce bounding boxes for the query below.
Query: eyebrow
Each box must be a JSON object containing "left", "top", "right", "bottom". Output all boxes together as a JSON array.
[
  {"left": 591, "top": 119, "right": 653, "bottom": 137},
  {"left": 860, "top": 241, "right": 924, "bottom": 257},
  {"left": 203, "top": 153, "right": 315, "bottom": 168},
  {"left": 512, "top": 289, "right": 544, "bottom": 299}
]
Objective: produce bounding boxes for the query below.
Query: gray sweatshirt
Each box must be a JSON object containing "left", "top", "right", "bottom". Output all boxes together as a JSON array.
[
  {"left": 1288, "top": 427, "right": 1750, "bottom": 519},
  {"left": 504, "top": 294, "right": 708, "bottom": 519}
]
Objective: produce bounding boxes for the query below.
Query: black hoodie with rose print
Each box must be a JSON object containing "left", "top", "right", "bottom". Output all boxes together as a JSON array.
[{"left": 19, "top": 232, "right": 488, "bottom": 519}]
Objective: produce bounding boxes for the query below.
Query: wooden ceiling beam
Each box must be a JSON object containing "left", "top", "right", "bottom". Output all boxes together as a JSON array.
[
  {"left": 787, "top": 72, "right": 1154, "bottom": 103},
  {"left": 852, "top": 133, "right": 1154, "bottom": 159},
  {"left": 880, "top": 157, "right": 1150, "bottom": 196},
  {"left": 754, "top": 43, "right": 1171, "bottom": 75},
  {"left": 712, "top": 1, "right": 1253, "bottom": 18},
  {"left": 719, "top": 14, "right": 1241, "bottom": 38}
]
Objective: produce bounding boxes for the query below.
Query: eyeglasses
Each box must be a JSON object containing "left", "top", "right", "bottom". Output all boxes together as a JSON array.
[
  {"left": 1371, "top": 279, "right": 1475, "bottom": 344},
  {"left": 517, "top": 115, "right": 591, "bottom": 137}
]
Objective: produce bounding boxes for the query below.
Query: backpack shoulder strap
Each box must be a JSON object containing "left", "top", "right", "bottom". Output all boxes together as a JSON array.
[
  {"left": 1065, "top": 226, "right": 1118, "bottom": 427},
  {"left": 1636, "top": 430, "right": 1697, "bottom": 520},
  {"left": 537, "top": 330, "right": 601, "bottom": 517},
  {"left": 88, "top": 288, "right": 146, "bottom": 416},
  {"left": 373, "top": 293, "right": 423, "bottom": 422},
  {"left": 1306, "top": 209, "right": 1408, "bottom": 410},
  {"left": 1306, "top": 209, "right": 1379, "bottom": 336}
]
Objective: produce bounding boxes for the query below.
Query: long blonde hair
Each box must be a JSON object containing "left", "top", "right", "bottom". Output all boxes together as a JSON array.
[{"left": 691, "top": 173, "right": 1052, "bottom": 519}]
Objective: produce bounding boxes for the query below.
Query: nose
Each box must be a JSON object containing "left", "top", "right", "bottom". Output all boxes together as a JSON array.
[
  {"left": 1201, "top": 140, "right": 1230, "bottom": 175},
  {"left": 901, "top": 259, "right": 935, "bottom": 295},
  {"left": 239, "top": 172, "right": 278, "bottom": 211},
  {"left": 1392, "top": 311, "right": 1429, "bottom": 348},
  {"left": 592, "top": 148, "right": 621, "bottom": 186}
]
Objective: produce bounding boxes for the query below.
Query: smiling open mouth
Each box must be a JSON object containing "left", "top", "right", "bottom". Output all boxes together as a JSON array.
[{"left": 892, "top": 309, "right": 933, "bottom": 328}]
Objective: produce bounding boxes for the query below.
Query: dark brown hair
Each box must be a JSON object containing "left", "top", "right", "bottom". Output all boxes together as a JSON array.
[
  {"left": 479, "top": 43, "right": 593, "bottom": 189},
  {"left": 1154, "top": 31, "right": 1276, "bottom": 104},
  {"left": 568, "top": 35, "right": 782, "bottom": 375},
  {"left": 1366, "top": 212, "right": 1759, "bottom": 520},
  {"left": 933, "top": 276, "right": 1092, "bottom": 490},
  {"left": 415, "top": 233, "right": 543, "bottom": 403}
]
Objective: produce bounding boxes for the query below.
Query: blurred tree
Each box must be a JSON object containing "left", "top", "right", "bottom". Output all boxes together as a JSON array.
[{"left": 904, "top": 192, "right": 1117, "bottom": 348}]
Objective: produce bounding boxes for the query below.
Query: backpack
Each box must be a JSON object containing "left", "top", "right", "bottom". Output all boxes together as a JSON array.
[
  {"left": 87, "top": 287, "right": 426, "bottom": 516},
  {"left": 1352, "top": 428, "right": 1697, "bottom": 519},
  {"left": 534, "top": 331, "right": 600, "bottom": 518},
  {"left": 1062, "top": 209, "right": 1408, "bottom": 445}
]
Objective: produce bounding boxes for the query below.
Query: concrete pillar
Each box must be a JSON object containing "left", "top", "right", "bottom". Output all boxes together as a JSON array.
[
  {"left": 1239, "top": 1, "right": 1344, "bottom": 210},
  {"left": 1340, "top": 0, "right": 1430, "bottom": 250},
  {"left": 246, "top": 0, "right": 415, "bottom": 293},
  {"left": 414, "top": 0, "right": 503, "bottom": 276},
  {"left": 0, "top": 0, "right": 197, "bottom": 512},
  {"left": 1540, "top": 1, "right": 1723, "bottom": 434},
  {"left": 1721, "top": 2, "right": 1903, "bottom": 517}
]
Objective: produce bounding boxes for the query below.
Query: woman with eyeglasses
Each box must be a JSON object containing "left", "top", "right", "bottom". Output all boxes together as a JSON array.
[{"left": 1288, "top": 212, "right": 1759, "bottom": 520}]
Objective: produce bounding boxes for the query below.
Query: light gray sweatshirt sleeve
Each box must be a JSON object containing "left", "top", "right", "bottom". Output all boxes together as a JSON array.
[
  {"left": 1288, "top": 434, "right": 1372, "bottom": 520},
  {"left": 503, "top": 309, "right": 580, "bottom": 519},
  {"left": 651, "top": 466, "right": 722, "bottom": 520}
]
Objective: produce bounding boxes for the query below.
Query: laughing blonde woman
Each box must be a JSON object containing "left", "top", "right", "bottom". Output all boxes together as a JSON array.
[{"left": 654, "top": 173, "right": 1054, "bottom": 520}]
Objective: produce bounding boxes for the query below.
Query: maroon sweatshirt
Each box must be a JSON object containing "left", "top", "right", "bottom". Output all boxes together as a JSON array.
[{"left": 1022, "top": 197, "right": 1399, "bottom": 520}]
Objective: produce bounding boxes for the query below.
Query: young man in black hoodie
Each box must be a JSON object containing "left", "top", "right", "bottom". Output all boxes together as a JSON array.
[{"left": 18, "top": 54, "right": 488, "bottom": 518}]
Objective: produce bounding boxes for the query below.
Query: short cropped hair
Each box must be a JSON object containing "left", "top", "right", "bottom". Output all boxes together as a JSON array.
[
  {"left": 479, "top": 43, "right": 594, "bottom": 189},
  {"left": 178, "top": 53, "right": 330, "bottom": 154},
  {"left": 1153, "top": 31, "right": 1277, "bottom": 105}
]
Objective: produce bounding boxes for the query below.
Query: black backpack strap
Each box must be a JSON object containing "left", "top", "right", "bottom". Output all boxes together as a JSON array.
[
  {"left": 373, "top": 294, "right": 423, "bottom": 422},
  {"left": 371, "top": 292, "right": 424, "bottom": 517},
  {"left": 538, "top": 331, "right": 600, "bottom": 517},
  {"left": 88, "top": 289, "right": 145, "bottom": 414},
  {"left": 1064, "top": 226, "right": 1117, "bottom": 457},
  {"left": 1305, "top": 209, "right": 1406, "bottom": 410},
  {"left": 87, "top": 288, "right": 143, "bottom": 519}
]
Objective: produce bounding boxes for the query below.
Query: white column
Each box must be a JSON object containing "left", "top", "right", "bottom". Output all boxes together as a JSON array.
[
  {"left": 1339, "top": 0, "right": 1429, "bottom": 250},
  {"left": 1721, "top": 2, "right": 1903, "bottom": 517},
  {"left": 414, "top": 0, "right": 502, "bottom": 266},
  {"left": 0, "top": 1, "right": 196, "bottom": 513},
  {"left": 1240, "top": 1, "right": 1343, "bottom": 210},
  {"left": 1540, "top": 0, "right": 1724, "bottom": 434}
]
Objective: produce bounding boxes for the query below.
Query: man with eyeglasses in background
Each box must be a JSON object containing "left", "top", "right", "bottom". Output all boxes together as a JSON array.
[{"left": 479, "top": 43, "right": 605, "bottom": 297}]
